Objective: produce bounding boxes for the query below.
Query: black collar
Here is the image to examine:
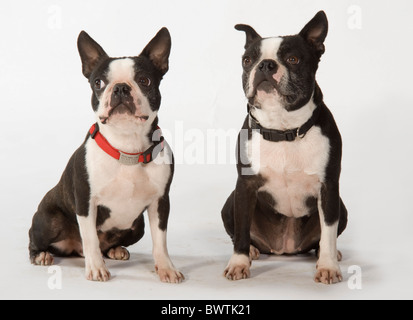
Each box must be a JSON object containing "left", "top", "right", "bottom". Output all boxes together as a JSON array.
[{"left": 249, "top": 106, "right": 321, "bottom": 142}]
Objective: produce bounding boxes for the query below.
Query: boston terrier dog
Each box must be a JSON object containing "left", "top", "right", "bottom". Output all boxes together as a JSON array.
[
  {"left": 29, "top": 28, "right": 184, "bottom": 283},
  {"left": 222, "top": 11, "right": 347, "bottom": 284}
]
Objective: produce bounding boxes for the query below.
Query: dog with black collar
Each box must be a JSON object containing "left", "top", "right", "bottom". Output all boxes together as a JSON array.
[
  {"left": 28, "top": 28, "right": 184, "bottom": 283},
  {"left": 222, "top": 11, "right": 348, "bottom": 284}
]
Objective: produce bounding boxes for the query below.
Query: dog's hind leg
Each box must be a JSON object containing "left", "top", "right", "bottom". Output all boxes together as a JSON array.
[{"left": 29, "top": 199, "right": 82, "bottom": 265}]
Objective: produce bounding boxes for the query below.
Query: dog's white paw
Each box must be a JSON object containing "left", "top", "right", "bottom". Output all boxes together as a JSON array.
[
  {"left": 155, "top": 265, "right": 184, "bottom": 284},
  {"left": 315, "top": 259, "right": 342, "bottom": 284},
  {"left": 224, "top": 254, "right": 251, "bottom": 281},
  {"left": 85, "top": 259, "right": 111, "bottom": 282}
]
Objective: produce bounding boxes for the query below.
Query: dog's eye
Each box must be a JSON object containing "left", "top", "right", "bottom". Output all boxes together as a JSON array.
[
  {"left": 94, "top": 79, "right": 106, "bottom": 90},
  {"left": 243, "top": 56, "right": 252, "bottom": 67},
  {"left": 138, "top": 77, "right": 151, "bottom": 87},
  {"left": 286, "top": 56, "right": 300, "bottom": 65}
]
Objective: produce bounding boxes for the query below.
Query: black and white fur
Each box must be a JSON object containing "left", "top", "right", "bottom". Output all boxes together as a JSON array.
[
  {"left": 222, "top": 11, "right": 347, "bottom": 284},
  {"left": 29, "top": 28, "right": 184, "bottom": 283}
]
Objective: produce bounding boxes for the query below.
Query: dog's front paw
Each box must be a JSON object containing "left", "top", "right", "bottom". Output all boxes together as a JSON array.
[
  {"left": 315, "top": 260, "right": 342, "bottom": 284},
  {"left": 224, "top": 254, "right": 251, "bottom": 280},
  {"left": 85, "top": 259, "right": 111, "bottom": 282},
  {"left": 155, "top": 265, "right": 184, "bottom": 284}
]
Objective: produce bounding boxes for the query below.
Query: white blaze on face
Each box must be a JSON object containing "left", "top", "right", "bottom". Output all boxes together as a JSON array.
[
  {"left": 260, "top": 37, "right": 283, "bottom": 61},
  {"left": 97, "top": 58, "right": 153, "bottom": 123},
  {"left": 107, "top": 58, "right": 135, "bottom": 83},
  {"left": 247, "top": 37, "right": 287, "bottom": 100},
  {"left": 260, "top": 38, "right": 287, "bottom": 84}
]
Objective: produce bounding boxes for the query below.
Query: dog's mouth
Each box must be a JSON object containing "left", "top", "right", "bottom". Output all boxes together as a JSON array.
[
  {"left": 249, "top": 78, "right": 297, "bottom": 109},
  {"left": 109, "top": 102, "right": 134, "bottom": 115},
  {"left": 99, "top": 114, "right": 149, "bottom": 124},
  {"left": 256, "top": 79, "right": 277, "bottom": 92},
  {"left": 99, "top": 103, "right": 149, "bottom": 125},
  {"left": 248, "top": 79, "right": 278, "bottom": 101},
  {"left": 251, "top": 71, "right": 279, "bottom": 95}
]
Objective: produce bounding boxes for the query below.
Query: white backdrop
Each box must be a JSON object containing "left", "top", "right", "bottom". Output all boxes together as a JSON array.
[{"left": 1, "top": 0, "right": 413, "bottom": 300}]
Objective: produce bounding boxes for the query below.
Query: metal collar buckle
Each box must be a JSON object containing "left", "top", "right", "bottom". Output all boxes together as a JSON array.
[{"left": 296, "top": 126, "right": 306, "bottom": 139}]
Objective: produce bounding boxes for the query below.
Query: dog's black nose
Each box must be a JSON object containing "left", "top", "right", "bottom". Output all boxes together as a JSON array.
[
  {"left": 258, "top": 59, "right": 278, "bottom": 74},
  {"left": 113, "top": 83, "right": 131, "bottom": 96}
]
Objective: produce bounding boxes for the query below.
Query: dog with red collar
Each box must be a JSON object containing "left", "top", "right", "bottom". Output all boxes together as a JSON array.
[{"left": 29, "top": 28, "right": 184, "bottom": 283}]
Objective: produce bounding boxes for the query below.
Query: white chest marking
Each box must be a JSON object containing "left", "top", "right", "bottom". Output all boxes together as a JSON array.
[
  {"left": 85, "top": 138, "right": 171, "bottom": 231},
  {"left": 249, "top": 126, "right": 330, "bottom": 218}
]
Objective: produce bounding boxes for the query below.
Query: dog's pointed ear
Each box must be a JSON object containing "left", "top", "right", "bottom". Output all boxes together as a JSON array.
[
  {"left": 141, "top": 27, "right": 171, "bottom": 75},
  {"left": 235, "top": 24, "right": 262, "bottom": 50},
  {"left": 77, "top": 31, "right": 109, "bottom": 79},
  {"left": 299, "top": 11, "right": 328, "bottom": 56}
]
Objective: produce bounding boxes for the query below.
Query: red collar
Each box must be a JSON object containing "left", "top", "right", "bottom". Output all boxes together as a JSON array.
[{"left": 88, "top": 123, "right": 164, "bottom": 165}]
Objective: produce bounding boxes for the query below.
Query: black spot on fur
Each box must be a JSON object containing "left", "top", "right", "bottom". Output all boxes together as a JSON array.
[{"left": 96, "top": 205, "right": 111, "bottom": 227}]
